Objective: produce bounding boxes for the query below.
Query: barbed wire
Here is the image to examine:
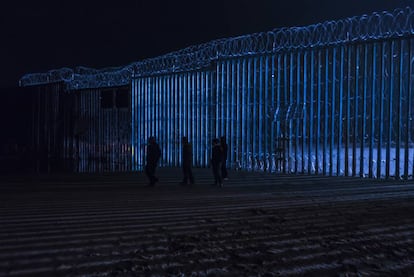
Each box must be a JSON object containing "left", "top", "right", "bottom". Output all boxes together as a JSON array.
[{"left": 20, "top": 7, "right": 414, "bottom": 90}]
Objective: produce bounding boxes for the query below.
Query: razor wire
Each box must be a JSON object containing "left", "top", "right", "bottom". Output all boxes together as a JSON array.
[{"left": 19, "top": 7, "right": 414, "bottom": 90}]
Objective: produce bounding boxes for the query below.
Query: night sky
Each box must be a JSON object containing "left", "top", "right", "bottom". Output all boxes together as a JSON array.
[{"left": 1, "top": 0, "right": 413, "bottom": 88}]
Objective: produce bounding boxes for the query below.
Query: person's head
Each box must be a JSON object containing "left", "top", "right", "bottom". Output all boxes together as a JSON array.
[
  {"left": 182, "top": 136, "right": 188, "bottom": 144},
  {"left": 149, "top": 136, "right": 156, "bottom": 144},
  {"left": 220, "top": 136, "right": 226, "bottom": 144},
  {"left": 212, "top": 138, "right": 219, "bottom": 145}
]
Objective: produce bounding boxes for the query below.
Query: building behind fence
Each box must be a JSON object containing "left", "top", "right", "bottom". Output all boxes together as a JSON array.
[{"left": 20, "top": 7, "right": 414, "bottom": 179}]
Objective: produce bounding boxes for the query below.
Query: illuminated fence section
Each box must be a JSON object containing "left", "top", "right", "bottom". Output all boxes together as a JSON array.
[
  {"left": 75, "top": 87, "right": 131, "bottom": 172},
  {"left": 212, "top": 40, "right": 414, "bottom": 179},
  {"left": 27, "top": 85, "right": 132, "bottom": 173},
  {"left": 310, "top": 40, "right": 414, "bottom": 179},
  {"left": 131, "top": 72, "right": 214, "bottom": 170},
  {"left": 21, "top": 7, "right": 414, "bottom": 178},
  {"left": 214, "top": 58, "right": 276, "bottom": 171},
  {"left": 132, "top": 41, "right": 414, "bottom": 179}
]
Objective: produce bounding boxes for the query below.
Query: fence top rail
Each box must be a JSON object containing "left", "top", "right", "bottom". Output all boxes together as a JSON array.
[{"left": 20, "top": 6, "right": 414, "bottom": 90}]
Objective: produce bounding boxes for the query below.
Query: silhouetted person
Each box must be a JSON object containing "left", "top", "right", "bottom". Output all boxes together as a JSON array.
[
  {"left": 145, "top": 136, "right": 161, "bottom": 186},
  {"left": 211, "top": 138, "right": 223, "bottom": 187},
  {"left": 180, "top": 136, "right": 195, "bottom": 185},
  {"left": 220, "top": 136, "right": 228, "bottom": 180}
]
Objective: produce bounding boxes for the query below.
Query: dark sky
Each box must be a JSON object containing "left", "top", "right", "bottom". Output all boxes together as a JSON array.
[{"left": 1, "top": 0, "right": 413, "bottom": 88}]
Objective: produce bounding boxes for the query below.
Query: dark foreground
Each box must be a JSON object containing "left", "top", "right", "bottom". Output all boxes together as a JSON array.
[{"left": 1, "top": 169, "right": 414, "bottom": 276}]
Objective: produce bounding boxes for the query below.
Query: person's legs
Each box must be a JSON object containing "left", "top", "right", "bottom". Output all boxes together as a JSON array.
[
  {"left": 212, "top": 162, "right": 222, "bottom": 186},
  {"left": 181, "top": 165, "right": 188, "bottom": 184},
  {"left": 212, "top": 163, "right": 217, "bottom": 185},
  {"left": 188, "top": 167, "right": 195, "bottom": 184},
  {"left": 152, "top": 165, "right": 158, "bottom": 183},
  {"left": 221, "top": 160, "right": 228, "bottom": 179},
  {"left": 147, "top": 163, "right": 157, "bottom": 185},
  {"left": 145, "top": 164, "right": 151, "bottom": 183}
]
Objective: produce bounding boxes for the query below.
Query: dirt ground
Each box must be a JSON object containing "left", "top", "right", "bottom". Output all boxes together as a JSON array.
[{"left": 1, "top": 169, "right": 414, "bottom": 276}]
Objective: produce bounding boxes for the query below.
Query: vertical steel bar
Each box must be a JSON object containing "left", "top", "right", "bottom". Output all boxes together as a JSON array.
[
  {"left": 338, "top": 46, "right": 344, "bottom": 176},
  {"left": 200, "top": 71, "right": 204, "bottom": 166},
  {"left": 330, "top": 48, "right": 336, "bottom": 176},
  {"left": 289, "top": 53, "right": 294, "bottom": 173},
  {"left": 167, "top": 76, "right": 171, "bottom": 164},
  {"left": 177, "top": 74, "right": 181, "bottom": 165},
  {"left": 324, "top": 49, "right": 329, "bottom": 176},
  {"left": 161, "top": 76, "right": 166, "bottom": 166},
  {"left": 231, "top": 60, "right": 236, "bottom": 169},
  {"left": 193, "top": 73, "right": 196, "bottom": 165},
  {"left": 369, "top": 44, "right": 377, "bottom": 178},
  {"left": 259, "top": 57, "right": 264, "bottom": 170},
  {"left": 136, "top": 80, "right": 140, "bottom": 169},
  {"left": 137, "top": 80, "right": 140, "bottom": 169},
  {"left": 169, "top": 76, "right": 173, "bottom": 165},
  {"left": 160, "top": 76, "right": 164, "bottom": 165},
  {"left": 302, "top": 51, "right": 307, "bottom": 174},
  {"left": 283, "top": 54, "right": 288, "bottom": 173},
  {"left": 411, "top": 39, "right": 414, "bottom": 179},
  {"left": 271, "top": 55, "right": 276, "bottom": 172},
  {"left": 360, "top": 44, "right": 368, "bottom": 177},
  {"left": 216, "top": 62, "right": 220, "bottom": 138},
  {"left": 181, "top": 73, "right": 184, "bottom": 166},
  {"left": 240, "top": 59, "right": 248, "bottom": 168},
  {"left": 253, "top": 57, "right": 258, "bottom": 169},
  {"left": 198, "top": 71, "right": 202, "bottom": 166},
  {"left": 138, "top": 79, "right": 143, "bottom": 168},
  {"left": 133, "top": 79, "right": 136, "bottom": 170},
  {"left": 206, "top": 71, "right": 210, "bottom": 166},
  {"left": 296, "top": 52, "right": 301, "bottom": 173},
  {"left": 396, "top": 40, "right": 403, "bottom": 179},
  {"left": 260, "top": 56, "right": 264, "bottom": 169},
  {"left": 277, "top": 55, "right": 282, "bottom": 172},
  {"left": 236, "top": 60, "right": 241, "bottom": 170},
  {"left": 221, "top": 62, "right": 225, "bottom": 137},
  {"left": 155, "top": 78, "right": 159, "bottom": 167},
  {"left": 264, "top": 56, "right": 269, "bottom": 172},
  {"left": 247, "top": 58, "right": 252, "bottom": 169},
  {"left": 309, "top": 51, "right": 314, "bottom": 174},
  {"left": 353, "top": 46, "right": 359, "bottom": 177},
  {"left": 405, "top": 39, "right": 412, "bottom": 179},
  {"left": 241, "top": 59, "right": 246, "bottom": 168},
  {"left": 377, "top": 43, "right": 385, "bottom": 178},
  {"left": 386, "top": 41, "right": 394, "bottom": 179},
  {"left": 316, "top": 50, "right": 322, "bottom": 175},
  {"left": 226, "top": 61, "right": 231, "bottom": 167}
]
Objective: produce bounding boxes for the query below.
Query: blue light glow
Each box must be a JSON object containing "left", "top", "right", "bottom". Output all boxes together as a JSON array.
[{"left": 20, "top": 7, "right": 414, "bottom": 179}]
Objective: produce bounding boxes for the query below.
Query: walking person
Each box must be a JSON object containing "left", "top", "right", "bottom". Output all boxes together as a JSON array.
[
  {"left": 211, "top": 138, "right": 223, "bottom": 187},
  {"left": 180, "top": 136, "right": 195, "bottom": 185},
  {"left": 220, "top": 136, "right": 228, "bottom": 180},
  {"left": 145, "top": 136, "right": 161, "bottom": 186}
]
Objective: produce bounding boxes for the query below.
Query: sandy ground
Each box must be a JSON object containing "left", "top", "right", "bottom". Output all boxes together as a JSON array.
[{"left": 1, "top": 169, "right": 414, "bottom": 276}]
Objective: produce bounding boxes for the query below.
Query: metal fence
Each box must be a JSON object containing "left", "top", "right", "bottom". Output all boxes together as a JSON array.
[
  {"left": 21, "top": 7, "right": 414, "bottom": 178},
  {"left": 130, "top": 8, "right": 414, "bottom": 179},
  {"left": 26, "top": 85, "right": 131, "bottom": 173}
]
